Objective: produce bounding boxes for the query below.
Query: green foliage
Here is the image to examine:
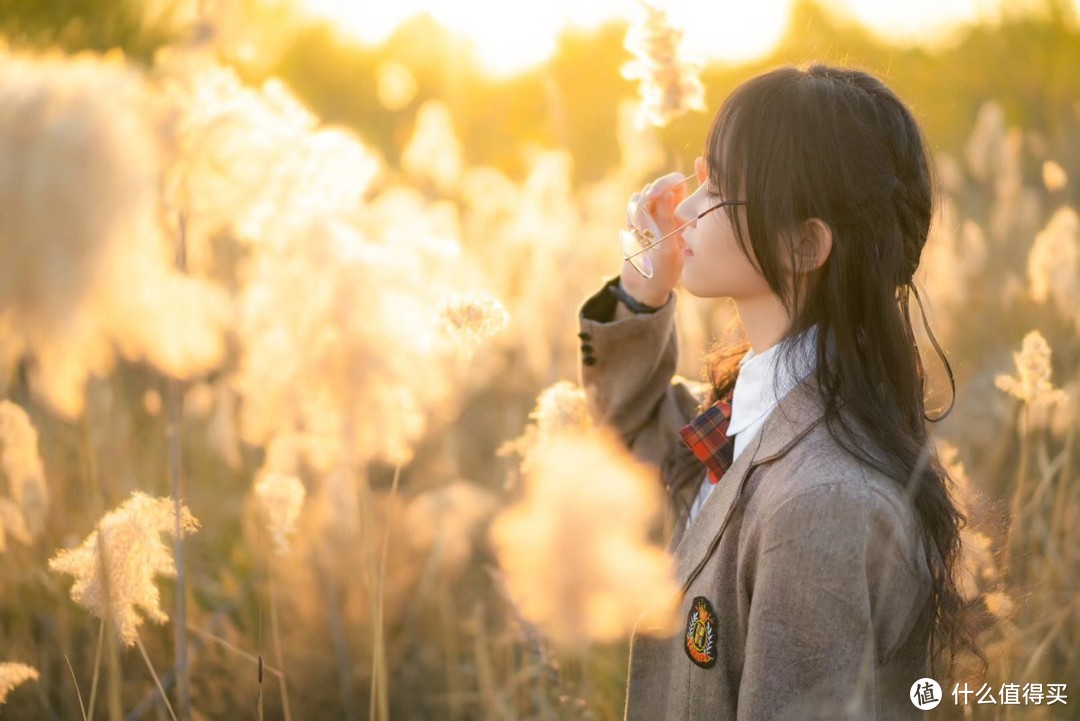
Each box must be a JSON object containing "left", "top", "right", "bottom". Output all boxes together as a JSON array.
[{"left": 0, "top": 0, "right": 180, "bottom": 62}]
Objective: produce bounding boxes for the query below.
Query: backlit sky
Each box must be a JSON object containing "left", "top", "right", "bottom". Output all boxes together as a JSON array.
[{"left": 297, "top": 0, "right": 1069, "bottom": 76}]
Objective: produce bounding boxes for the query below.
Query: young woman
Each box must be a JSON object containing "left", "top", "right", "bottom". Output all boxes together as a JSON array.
[{"left": 577, "top": 64, "right": 984, "bottom": 719}]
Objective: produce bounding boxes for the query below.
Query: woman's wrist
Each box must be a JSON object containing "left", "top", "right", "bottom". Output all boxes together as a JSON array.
[{"left": 609, "top": 280, "right": 668, "bottom": 313}]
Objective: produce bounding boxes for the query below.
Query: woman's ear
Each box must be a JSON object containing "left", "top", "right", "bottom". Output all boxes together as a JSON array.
[{"left": 788, "top": 218, "right": 833, "bottom": 273}]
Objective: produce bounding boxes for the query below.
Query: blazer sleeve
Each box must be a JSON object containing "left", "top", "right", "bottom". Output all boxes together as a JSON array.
[
  {"left": 737, "top": 480, "right": 933, "bottom": 721},
  {"left": 576, "top": 275, "right": 705, "bottom": 470}
]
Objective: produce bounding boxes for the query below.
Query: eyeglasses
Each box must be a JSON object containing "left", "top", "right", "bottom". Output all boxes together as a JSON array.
[{"left": 619, "top": 173, "right": 747, "bottom": 279}]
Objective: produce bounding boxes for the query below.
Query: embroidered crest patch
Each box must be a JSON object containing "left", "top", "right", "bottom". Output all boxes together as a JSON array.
[{"left": 684, "top": 596, "right": 717, "bottom": 668}]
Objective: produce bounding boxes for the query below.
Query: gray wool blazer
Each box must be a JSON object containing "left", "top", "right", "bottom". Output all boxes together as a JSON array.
[{"left": 577, "top": 277, "right": 934, "bottom": 721}]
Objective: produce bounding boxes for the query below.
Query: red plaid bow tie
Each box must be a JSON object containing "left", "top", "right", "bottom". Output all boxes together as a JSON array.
[{"left": 678, "top": 390, "right": 735, "bottom": 484}]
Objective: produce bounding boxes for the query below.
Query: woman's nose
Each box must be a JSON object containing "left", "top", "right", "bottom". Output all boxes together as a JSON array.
[{"left": 675, "top": 191, "right": 696, "bottom": 223}]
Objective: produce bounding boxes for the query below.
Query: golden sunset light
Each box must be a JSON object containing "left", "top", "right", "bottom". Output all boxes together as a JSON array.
[
  {"left": 2, "top": 0, "right": 1080, "bottom": 718},
  {"left": 295, "top": 0, "right": 1076, "bottom": 74}
]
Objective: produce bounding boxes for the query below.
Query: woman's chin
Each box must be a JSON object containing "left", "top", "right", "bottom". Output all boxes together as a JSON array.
[{"left": 680, "top": 272, "right": 728, "bottom": 300}]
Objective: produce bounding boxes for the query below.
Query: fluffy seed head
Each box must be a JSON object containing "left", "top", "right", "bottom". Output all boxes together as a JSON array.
[
  {"left": 498, "top": 381, "right": 595, "bottom": 479},
  {"left": 621, "top": 2, "right": 705, "bottom": 128},
  {"left": 938, "top": 441, "right": 998, "bottom": 602},
  {"left": 994, "top": 330, "right": 1069, "bottom": 407},
  {"left": 255, "top": 473, "right": 306, "bottom": 554},
  {"left": 49, "top": 492, "right": 200, "bottom": 645},
  {"left": 0, "top": 48, "right": 228, "bottom": 417},
  {"left": 1042, "top": 160, "right": 1068, "bottom": 191},
  {"left": 0, "top": 663, "right": 38, "bottom": 706},
  {"left": 402, "top": 100, "right": 463, "bottom": 192},
  {"left": 490, "top": 429, "right": 680, "bottom": 649},
  {"left": 437, "top": 290, "right": 510, "bottom": 357},
  {"left": 531, "top": 381, "right": 593, "bottom": 436},
  {"left": 1027, "top": 207, "right": 1080, "bottom": 331},
  {"left": 0, "top": 401, "right": 47, "bottom": 550}
]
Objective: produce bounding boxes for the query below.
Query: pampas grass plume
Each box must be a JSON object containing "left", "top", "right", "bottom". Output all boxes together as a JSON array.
[
  {"left": 0, "top": 48, "right": 228, "bottom": 417},
  {"left": 1042, "top": 160, "right": 1068, "bottom": 191},
  {"left": 620, "top": 1, "right": 705, "bottom": 128},
  {"left": 995, "top": 330, "right": 1069, "bottom": 407},
  {"left": 402, "top": 100, "right": 464, "bottom": 192},
  {"left": 437, "top": 290, "right": 510, "bottom": 357},
  {"left": 255, "top": 472, "right": 306, "bottom": 554},
  {"left": 490, "top": 429, "right": 680, "bottom": 649},
  {"left": 1027, "top": 207, "right": 1080, "bottom": 332},
  {"left": 0, "top": 663, "right": 38, "bottom": 706},
  {"left": 0, "top": 400, "right": 47, "bottom": 550},
  {"left": 49, "top": 491, "right": 200, "bottom": 645}
]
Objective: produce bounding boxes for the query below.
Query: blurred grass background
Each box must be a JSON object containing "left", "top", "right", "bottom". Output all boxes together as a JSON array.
[{"left": 0, "top": 0, "right": 1078, "bottom": 719}]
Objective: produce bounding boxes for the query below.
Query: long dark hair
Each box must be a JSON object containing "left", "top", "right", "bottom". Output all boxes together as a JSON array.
[{"left": 701, "top": 64, "right": 985, "bottom": 683}]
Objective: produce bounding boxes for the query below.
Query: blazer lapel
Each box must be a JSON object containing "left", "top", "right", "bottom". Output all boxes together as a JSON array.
[{"left": 672, "top": 375, "right": 831, "bottom": 591}]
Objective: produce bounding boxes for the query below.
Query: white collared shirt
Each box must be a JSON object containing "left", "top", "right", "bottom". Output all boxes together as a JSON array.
[{"left": 685, "top": 325, "right": 820, "bottom": 530}]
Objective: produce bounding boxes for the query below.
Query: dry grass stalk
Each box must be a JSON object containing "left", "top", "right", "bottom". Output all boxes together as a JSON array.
[
  {"left": 134, "top": 634, "right": 179, "bottom": 721},
  {"left": 63, "top": 653, "right": 89, "bottom": 721}
]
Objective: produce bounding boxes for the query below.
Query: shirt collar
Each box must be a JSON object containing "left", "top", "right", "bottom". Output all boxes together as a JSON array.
[
  {"left": 678, "top": 395, "right": 734, "bottom": 484},
  {"left": 726, "top": 325, "right": 820, "bottom": 438}
]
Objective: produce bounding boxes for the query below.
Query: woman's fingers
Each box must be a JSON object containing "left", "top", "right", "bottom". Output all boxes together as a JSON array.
[
  {"left": 646, "top": 173, "right": 689, "bottom": 237},
  {"left": 628, "top": 192, "right": 659, "bottom": 238},
  {"left": 646, "top": 172, "right": 687, "bottom": 198},
  {"left": 620, "top": 171, "right": 691, "bottom": 301}
]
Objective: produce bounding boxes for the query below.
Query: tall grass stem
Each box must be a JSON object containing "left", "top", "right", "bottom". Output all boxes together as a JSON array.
[
  {"left": 134, "top": 633, "right": 179, "bottom": 721},
  {"left": 87, "top": 618, "right": 104, "bottom": 721},
  {"left": 169, "top": 211, "right": 191, "bottom": 721},
  {"left": 64, "top": 653, "right": 89, "bottom": 721},
  {"left": 269, "top": 569, "right": 294, "bottom": 721},
  {"left": 370, "top": 462, "right": 401, "bottom": 721}
]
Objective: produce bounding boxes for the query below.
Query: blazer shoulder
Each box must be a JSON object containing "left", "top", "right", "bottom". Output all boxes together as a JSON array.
[
  {"left": 751, "top": 419, "right": 929, "bottom": 577},
  {"left": 761, "top": 413, "right": 904, "bottom": 499}
]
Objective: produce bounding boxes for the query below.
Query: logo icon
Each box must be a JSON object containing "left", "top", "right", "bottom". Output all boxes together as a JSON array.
[
  {"left": 683, "top": 596, "right": 717, "bottom": 668},
  {"left": 911, "top": 677, "right": 942, "bottom": 710}
]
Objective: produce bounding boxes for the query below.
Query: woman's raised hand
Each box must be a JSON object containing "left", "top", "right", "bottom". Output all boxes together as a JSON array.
[{"left": 620, "top": 171, "right": 689, "bottom": 308}]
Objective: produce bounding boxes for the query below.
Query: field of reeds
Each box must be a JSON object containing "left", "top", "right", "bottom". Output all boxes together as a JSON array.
[{"left": 0, "top": 1, "right": 1079, "bottom": 719}]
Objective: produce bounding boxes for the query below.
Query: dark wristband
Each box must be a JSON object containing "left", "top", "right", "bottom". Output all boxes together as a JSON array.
[{"left": 607, "top": 282, "right": 665, "bottom": 314}]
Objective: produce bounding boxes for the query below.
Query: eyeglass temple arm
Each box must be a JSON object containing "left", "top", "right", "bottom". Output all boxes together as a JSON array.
[{"left": 623, "top": 200, "right": 747, "bottom": 261}]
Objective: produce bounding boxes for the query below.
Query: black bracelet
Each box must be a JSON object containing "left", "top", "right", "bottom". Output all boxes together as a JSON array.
[{"left": 607, "top": 282, "right": 665, "bottom": 314}]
